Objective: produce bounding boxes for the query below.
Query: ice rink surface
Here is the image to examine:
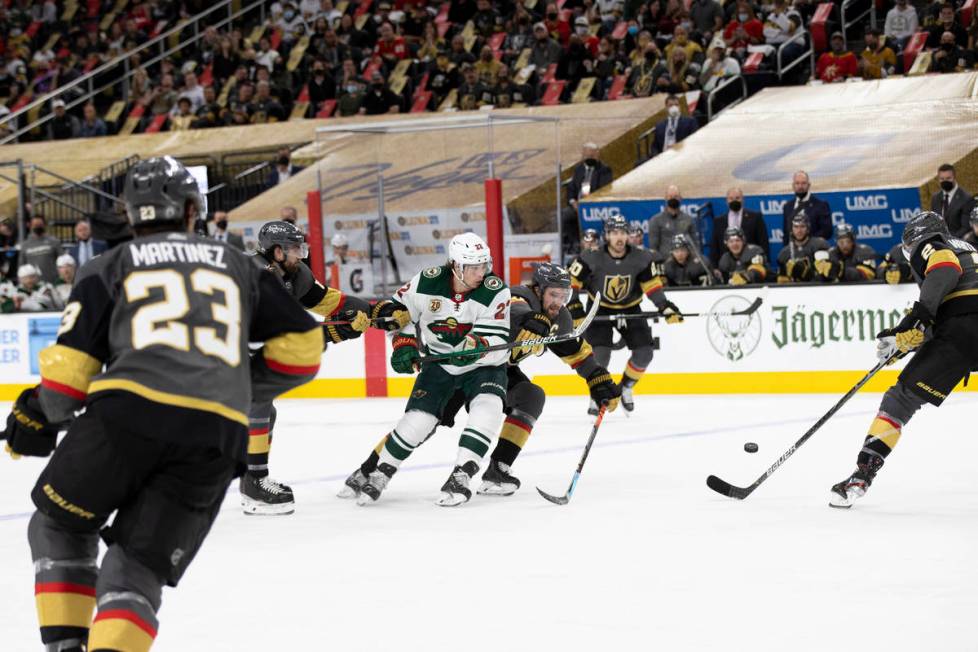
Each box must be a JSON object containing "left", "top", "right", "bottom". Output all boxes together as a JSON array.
[{"left": 2, "top": 393, "right": 977, "bottom": 651}]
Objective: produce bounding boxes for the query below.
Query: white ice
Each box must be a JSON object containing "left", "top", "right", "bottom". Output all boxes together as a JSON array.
[{"left": 1, "top": 393, "right": 977, "bottom": 652}]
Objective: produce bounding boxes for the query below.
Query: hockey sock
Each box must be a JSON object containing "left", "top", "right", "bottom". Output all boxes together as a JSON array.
[
  {"left": 378, "top": 410, "right": 439, "bottom": 469},
  {"left": 88, "top": 595, "right": 159, "bottom": 652},
  {"left": 857, "top": 412, "right": 902, "bottom": 467},
  {"left": 359, "top": 437, "right": 386, "bottom": 475},
  {"left": 457, "top": 394, "right": 504, "bottom": 467},
  {"left": 246, "top": 410, "right": 272, "bottom": 478},
  {"left": 491, "top": 411, "right": 536, "bottom": 467},
  {"left": 622, "top": 360, "right": 646, "bottom": 387}
]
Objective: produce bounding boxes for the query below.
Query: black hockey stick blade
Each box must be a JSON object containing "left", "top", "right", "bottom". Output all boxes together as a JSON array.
[
  {"left": 706, "top": 474, "right": 752, "bottom": 500},
  {"left": 536, "top": 487, "right": 570, "bottom": 505}
]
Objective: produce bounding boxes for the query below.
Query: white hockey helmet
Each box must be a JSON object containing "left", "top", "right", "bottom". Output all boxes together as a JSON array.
[{"left": 448, "top": 232, "right": 492, "bottom": 272}]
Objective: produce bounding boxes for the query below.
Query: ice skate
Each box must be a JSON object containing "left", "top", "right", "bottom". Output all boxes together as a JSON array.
[
  {"left": 436, "top": 461, "right": 479, "bottom": 506},
  {"left": 829, "top": 462, "right": 880, "bottom": 509},
  {"left": 356, "top": 463, "right": 396, "bottom": 506},
  {"left": 240, "top": 473, "right": 295, "bottom": 516},
  {"left": 619, "top": 382, "right": 635, "bottom": 413},
  {"left": 337, "top": 468, "right": 369, "bottom": 499},
  {"left": 477, "top": 460, "right": 521, "bottom": 496}
]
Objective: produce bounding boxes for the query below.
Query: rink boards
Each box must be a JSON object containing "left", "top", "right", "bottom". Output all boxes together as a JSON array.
[{"left": 1, "top": 283, "right": 970, "bottom": 399}]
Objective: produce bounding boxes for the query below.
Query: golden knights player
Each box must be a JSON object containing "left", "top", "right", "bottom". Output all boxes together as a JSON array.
[
  {"left": 813, "top": 223, "right": 877, "bottom": 283},
  {"left": 663, "top": 234, "right": 709, "bottom": 286},
  {"left": 964, "top": 205, "right": 978, "bottom": 248},
  {"left": 2, "top": 158, "right": 322, "bottom": 651},
  {"left": 241, "top": 220, "right": 370, "bottom": 515},
  {"left": 777, "top": 214, "right": 830, "bottom": 283},
  {"left": 830, "top": 211, "right": 978, "bottom": 507},
  {"left": 877, "top": 244, "right": 913, "bottom": 284},
  {"left": 568, "top": 216, "right": 683, "bottom": 414},
  {"left": 716, "top": 227, "right": 768, "bottom": 285}
]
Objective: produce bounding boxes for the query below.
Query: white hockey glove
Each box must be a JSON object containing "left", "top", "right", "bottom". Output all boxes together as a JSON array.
[{"left": 876, "top": 336, "right": 899, "bottom": 365}]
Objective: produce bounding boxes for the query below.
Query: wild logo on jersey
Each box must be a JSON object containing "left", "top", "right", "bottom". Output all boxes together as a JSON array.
[
  {"left": 603, "top": 274, "right": 631, "bottom": 303},
  {"left": 428, "top": 317, "right": 472, "bottom": 345}
]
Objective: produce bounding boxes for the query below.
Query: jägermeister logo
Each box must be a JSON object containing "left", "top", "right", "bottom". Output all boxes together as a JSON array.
[
  {"left": 770, "top": 305, "right": 903, "bottom": 349},
  {"left": 707, "top": 295, "right": 762, "bottom": 361},
  {"left": 428, "top": 317, "right": 472, "bottom": 346}
]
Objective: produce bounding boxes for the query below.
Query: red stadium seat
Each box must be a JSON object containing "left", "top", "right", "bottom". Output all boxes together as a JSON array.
[
  {"left": 413, "top": 72, "right": 429, "bottom": 98},
  {"left": 198, "top": 64, "right": 213, "bottom": 88},
  {"left": 354, "top": 0, "right": 372, "bottom": 17},
  {"left": 488, "top": 32, "right": 506, "bottom": 52},
  {"left": 316, "top": 100, "right": 337, "bottom": 117},
  {"left": 742, "top": 52, "right": 764, "bottom": 73},
  {"left": 541, "top": 63, "right": 557, "bottom": 83},
  {"left": 541, "top": 80, "right": 566, "bottom": 105},
  {"left": 611, "top": 22, "right": 628, "bottom": 40},
  {"left": 25, "top": 21, "right": 42, "bottom": 38},
  {"left": 144, "top": 113, "right": 168, "bottom": 133},
  {"left": 607, "top": 74, "right": 627, "bottom": 100},
  {"left": 11, "top": 93, "right": 31, "bottom": 112},
  {"left": 410, "top": 91, "right": 431, "bottom": 112},
  {"left": 434, "top": 2, "right": 450, "bottom": 23},
  {"left": 810, "top": 2, "right": 833, "bottom": 52},
  {"left": 961, "top": 0, "right": 975, "bottom": 32},
  {"left": 269, "top": 29, "right": 283, "bottom": 51},
  {"left": 902, "top": 31, "right": 929, "bottom": 72},
  {"left": 297, "top": 84, "right": 309, "bottom": 102}
]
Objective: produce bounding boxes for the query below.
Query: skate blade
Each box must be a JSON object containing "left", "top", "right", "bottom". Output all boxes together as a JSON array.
[
  {"left": 828, "top": 491, "right": 854, "bottom": 509},
  {"left": 477, "top": 482, "right": 517, "bottom": 496},
  {"left": 241, "top": 497, "right": 295, "bottom": 516},
  {"left": 356, "top": 493, "right": 378, "bottom": 506},
  {"left": 337, "top": 485, "right": 360, "bottom": 499},
  {"left": 435, "top": 491, "right": 469, "bottom": 507}
]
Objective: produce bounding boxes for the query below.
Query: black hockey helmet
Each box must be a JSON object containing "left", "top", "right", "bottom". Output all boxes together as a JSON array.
[
  {"left": 628, "top": 223, "right": 643, "bottom": 236},
  {"left": 532, "top": 261, "right": 572, "bottom": 290},
  {"left": 834, "top": 222, "right": 856, "bottom": 242},
  {"left": 604, "top": 215, "right": 628, "bottom": 233},
  {"left": 723, "top": 226, "right": 745, "bottom": 242},
  {"left": 791, "top": 212, "right": 809, "bottom": 228},
  {"left": 123, "top": 156, "right": 203, "bottom": 227},
  {"left": 582, "top": 228, "right": 600, "bottom": 241},
  {"left": 901, "top": 210, "right": 948, "bottom": 257},
  {"left": 258, "top": 220, "right": 306, "bottom": 255},
  {"left": 969, "top": 203, "right": 978, "bottom": 227},
  {"left": 671, "top": 234, "right": 690, "bottom": 250}
]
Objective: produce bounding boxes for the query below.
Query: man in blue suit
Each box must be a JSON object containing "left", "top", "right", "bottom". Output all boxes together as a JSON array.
[
  {"left": 781, "top": 170, "right": 832, "bottom": 243},
  {"left": 66, "top": 219, "right": 108, "bottom": 268},
  {"left": 651, "top": 95, "right": 698, "bottom": 157},
  {"left": 267, "top": 148, "right": 305, "bottom": 188}
]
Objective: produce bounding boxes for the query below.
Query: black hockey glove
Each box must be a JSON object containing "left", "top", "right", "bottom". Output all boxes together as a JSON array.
[
  {"left": 876, "top": 301, "right": 933, "bottom": 360},
  {"left": 371, "top": 299, "right": 411, "bottom": 332},
  {"left": 324, "top": 308, "right": 370, "bottom": 344},
  {"left": 786, "top": 257, "right": 811, "bottom": 281},
  {"left": 566, "top": 297, "right": 587, "bottom": 328},
  {"left": 586, "top": 368, "right": 620, "bottom": 412},
  {"left": 4, "top": 387, "right": 59, "bottom": 459},
  {"left": 662, "top": 300, "right": 683, "bottom": 324}
]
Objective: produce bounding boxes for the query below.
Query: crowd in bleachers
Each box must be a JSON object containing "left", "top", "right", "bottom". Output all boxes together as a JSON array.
[{"left": 1, "top": 0, "right": 977, "bottom": 141}]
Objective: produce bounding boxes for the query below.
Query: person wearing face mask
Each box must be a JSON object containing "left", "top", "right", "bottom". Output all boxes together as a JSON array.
[
  {"left": 929, "top": 163, "right": 975, "bottom": 237},
  {"left": 927, "top": 3, "right": 968, "bottom": 48},
  {"left": 884, "top": 0, "right": 918, "bottom": 50},
  {"left": 268, "top": 148, "right": 305, "bottom": 188},
  {"left": 472, "top": 0, "right": 502, "bottom": 38},
  {"left": 816, "top": 32, "right": 858, "bottom": 82},
  {"left": 209, "top": 211, "right": 245, "bottom": 250},
  {"left": 709, "top": 187, "right": 768, "bottom": 265},
  {"left": 21, "top": 215, "right": 64, "bottom": 284},
  {"left": 558, "top": 33, "right": 595, "bottom": 84},
  {"left": 651, "top": 94, "right": 698, "bottom": 156},
  {"left": 665, "top": 25, "right": 704, "bottom": 65},
  {"left": 574, "top": 16, "right": 600, "bottom": 56},
  {"left": 647, "top": 185, "right": 700, "bottom": 255},
  {"left": 427, "top": 51, "right": 460, "bottom": 107},
  {"left": 562, "top": 143, "right": 614, "bottom": 253},
  {"left": 543, "top": 2, "right": 571, "bottom": 46},
  {"left": 474, "top": 45, "right": 502, "bottom": 86},
  {"left": 492, "top": 64, "right": 534, "bottom": 108},
  {"left": 359, "top": 71, "right": 403, "bottom": 115},
  {"left": 781, "top": 170, "right": 832, "bottom": 243},
  {"left": 929, "top": 30, "right": 972, "bottom": 73},
  {"left": 722, "top": 1, "right": 764, "bottom": 57},
  {"left": 307, "top": 58, "right": 336, "bottom": 112},
  {"left": 530, "top": 22, "right": 564, "bottom": 70},
  {"left": 627, "top": 43, "right": 670, "bottom": 97}
]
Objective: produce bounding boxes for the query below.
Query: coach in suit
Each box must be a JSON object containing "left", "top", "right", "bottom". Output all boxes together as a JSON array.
[
  {"left": 211, "top": 211, "right": 246, "bottom": 250},
  {"left": 267, "top": 148, "right": 305, "bottom": 188},
  {"left": 710, "top": 188, "right": 769, "bottom": 265},
  {"left": 930, "top": 163, "right": 975, "bottom": 238},
  {"left": 66, "top": 219, "right": 108, "bottom": 268},
  {"left": 651, "top": 95, "right": 698, "bottom": 156},
  {"left": 781, "top": 170, "right": 832, "bottom": 243},
  {"left": 562, "top": 142, "right": 614, "bottom": 254}
]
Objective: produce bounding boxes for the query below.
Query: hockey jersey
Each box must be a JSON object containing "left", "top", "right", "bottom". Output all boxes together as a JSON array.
[
  {"left": 395, "top": 265, "right": 511, "bottom": 375},
  {"left": 777, "top": 236, "right": 830, "bottom": 281},
  {"left": 822, "top": 243, "right": 877, "bottom": 282},
  {"left": 909, "top": 235, "right": 978, "bottom": 320},
  {"left": 568, "top": 245, "right": 669, "bottom": 311},
  {"left": 718, "top": 244, "right": 768, "bottom": 284},
  {"left": 509, "top": 285, "right": 599, "bottom": 377},
  {"left": 664, "top": 256, "right": 709, "bottom": 286}
]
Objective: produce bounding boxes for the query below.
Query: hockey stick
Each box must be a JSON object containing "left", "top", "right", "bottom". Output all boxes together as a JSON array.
[
  {"left": 706, "top": 355, "right": 894, "bottom": 500},
  {"left": 322, "top": 316, "right": 398, "bottom": 326},
  {"left": 592, "top": 296, "right": 764, "bottom": 322},
  {"left": 417, "top": 292, "right": 602, "bottom": 365},
  {"left": 537, "top": 403, "right": 608, "bottom": 505}
]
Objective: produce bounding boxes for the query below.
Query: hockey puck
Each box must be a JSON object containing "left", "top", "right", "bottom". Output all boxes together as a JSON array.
[{"left": 744, "top": 442, "right": 759, "bottom": 453}]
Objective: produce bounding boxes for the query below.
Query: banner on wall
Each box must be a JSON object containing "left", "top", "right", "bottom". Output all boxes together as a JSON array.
[{"left": 580, "top": 187, "right": 921, "bottom": 263}]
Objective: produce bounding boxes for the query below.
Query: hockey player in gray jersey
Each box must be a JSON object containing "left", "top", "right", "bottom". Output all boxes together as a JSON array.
[
  {"left": 568, "top": 215, "right": 683, "bottom": 414},
  {"left": 663, "top": 234, "right": 709, "bottom": 286},
  {"left": 814, "top": 223, "right": 878, "bottom": 283},
  {"left": 877, "top": 243, "right": 912, "bottom": 284},
  {"left": 239, "top": 220, "right": 371, "bottom": 515},
  {"left": 716, "top": 227, "right": 768, "bottom": 285},
  {"left": 777, "top": 214, "right": 830, "bottom": 283}
]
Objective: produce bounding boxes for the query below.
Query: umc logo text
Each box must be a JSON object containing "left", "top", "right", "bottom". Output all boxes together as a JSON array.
[
  {"left": 581, "top": 206, "right": 622, "bottom": 222},
  {"left": 845, "top": 195, "right": 888, "bottom": 211}
]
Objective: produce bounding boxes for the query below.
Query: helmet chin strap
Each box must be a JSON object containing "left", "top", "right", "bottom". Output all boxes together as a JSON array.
[{"left": 452, "top": 262, "right": 482, "bottom": 290}]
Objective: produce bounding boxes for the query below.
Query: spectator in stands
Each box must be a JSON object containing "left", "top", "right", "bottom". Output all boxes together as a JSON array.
[
  {"left": 664, "top": 235, "right": 710, "bottom": 286},
  {"left": 764, "top": 0, "right": 805, "bottom": 63},
  {"left": 256, "top": 37, "right": 281, "bottom": 71},
  {"left": 48, "top": 99, "right": 79, "bottom": 140},
  {"left": 559, "top": 34, "right": 596, "bottom": 87},
  {"left": 337, "top": 13, "right": 369, "bottom": 49},
  {"left": 710, "top": 187, "right": 769, "bottom": 264},
  {"left": 627, "top": 43, "right": 670, "bottom": 97},
  {"left": 816, "top": 32, "right": 858, "bottom": 82},
  {"left": 664, "top": 47, "right": 701, "bottom": 93},
  {"left": 54, "top": 254, "right": 76, "bottom": 305},
  {"left": 21, "top": 215, "right": 62, "bottom": 284},
  {"left": 531, "top": 22, "right": 564, "bottom": 72},
  {"left": 475, "top": 45, "right": 502, "bottom": 85},
  {"left": 544, "top": 3, "right": 571, "bottom": 46},
  {"left": 969, "top": 8, "right": 978, "bottom": 51},
  {"left": 170, "top": 97, "right": 196, "bottom": 129},
  {"left": 405, "top": 4, "right": 433, "bottom": 47},
  {"left": 927, "top": 3, "right": 968, "bottom": 48},
  {"left": 213, "top": 36, "right": 241, "bottom": 83},
  {"left": 666, "top": 25, "right": 704, "bottom": 64},
  {"left": 331, "top": 232, "right": 350, "bottom": 263},
  {"left": 428, "top": 52, "right": 460, "bottom": 108},
  {"left": 281, "top": 206, "right": 299, "bottom": 225},
  {"left": 130, "top": 67, "right": 153, "bottom": 104},
  {"left": 150, "top": 74, "right": 178, "bottom": 116},
  {"left": 79, "top": 104, "right": 107, "bottom": 138},
  {"left": 859, "top": 28, "right": 897, "bottom": 78},
  {"left": 723, "top": 1, "right": 764, "bottom": 59},
  {"left": 652, "top": 95, "right": 698, "bottom": 156},
  {"left": 473, "top": 0, "right": 503, "bottom": 38},
  {"left": 360, "top": 71, "right": 402, "bottom": 115},
  {"left": 930, "top": 163, "right": 975, "bottom": 237},
  {"left": 495, "top": 65, "right": 535, "bottom": 107},
  {"left": 67, "top": 219, "right": 107, "bottom": 268},
  {"left": 689, "top": 0, "right": 725, "bottom": 41},
  {"left": 178, "top": 71, "right": 206, "bottom": 112},
  {"left": 375, "top": 21, "right": 408, "bottom": 68},
  {"left": 15, "top": 264, "right": 62, "bottom": 311},
  {"left": 457, "top": 63, "right": 490, "bottom": 110},
  {"left": 930, "top": 30, "right": 973, "bottom": 73},
  {"left": 884, "top": 0, "right": 919, "bottom": 51},
  {"left": 0, "top": 218, "right": 18, "bottom": 279},
  {"left": 563, "top": 143, "right": 613, "bottom": 251},
  {"left": 504, "top": 8, "right": 536, "bottom": 60},
  {"left": 268, "top": 149, "right": 305, "bottom": 188},
  {"left": 211, "top": 212, "right": 245, "bottom": 250},
  {"left": 700, "top": 39, "right": 741, "bottom": 92},
  {"left": 253, "top": 81, "right": 286, "bottom": 122},
  {"left": 648, "top": 185, "right": 699, "bottom": 254},
  {"left": 449, "top": 34, "right": 476, "bottom": 66},
  {"left": 194, "top": 86, "right": 227, "bottom": 128},
  {"left": 628, "top": 30, "right": 656, "bottom": 67},
  {"left": 782, "top": 171, "right": 832, "bottom": 243},
  {"left": 277, "top": 3, "right": 305, "bottom": 44},
  {"left": 308, "top": 59, "right": 336, "bottom": 112}
]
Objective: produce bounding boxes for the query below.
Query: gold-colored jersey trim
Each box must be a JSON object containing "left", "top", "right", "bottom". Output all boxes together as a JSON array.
[
  {"left": 38, "top": 345, "right": 102, "bottom": 395},
  {"left": 941, "top": 288, "right": 978, "bottom": 304},
  {"left": 310, "top": 287, "right": 345, "bottom": 317},
  {"left": 263, "top": 328, "right": 324, "bottom": 368},
  {"left": 87, "top": 379, "right": 248, "bottom": 426},
  {"left": 925, "top": 249, "right": 961, "bottom": 275},
  {"left": 560, "top": 340, "right": 592, "bottom": 368}
]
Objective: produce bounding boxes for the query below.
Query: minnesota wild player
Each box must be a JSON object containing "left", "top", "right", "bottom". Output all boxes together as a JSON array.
[{"left": 341, "top": 232, "right": 511, "bottom": 506}]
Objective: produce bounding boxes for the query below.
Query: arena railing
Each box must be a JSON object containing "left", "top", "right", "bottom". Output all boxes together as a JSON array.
[{"left": 776, "top": 29, "right": 815, "bottom": 80}]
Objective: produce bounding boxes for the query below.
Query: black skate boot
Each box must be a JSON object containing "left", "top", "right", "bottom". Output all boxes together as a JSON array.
[
  {"left": 356, "top": 463, "right": 397, "bottom": 506},
  {"left": 337, "top": 469, "right": 369, "bottom": 499},
  {"left": 477, "top": 459, "right": 521, "bottom": 496},
  {"left": 829, "top": 458, "right": 883, "bottom": 509},
  {"left": 436, "top": 461, "right": 479, "bottom": 506},
  {"left": 240, "top": 473, "right": 295, "bottom": 515}
]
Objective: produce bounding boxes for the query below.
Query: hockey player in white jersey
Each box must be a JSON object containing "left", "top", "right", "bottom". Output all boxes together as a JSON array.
[{"left": 340, "top": 233, "right": 511, "bottom": 506}]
